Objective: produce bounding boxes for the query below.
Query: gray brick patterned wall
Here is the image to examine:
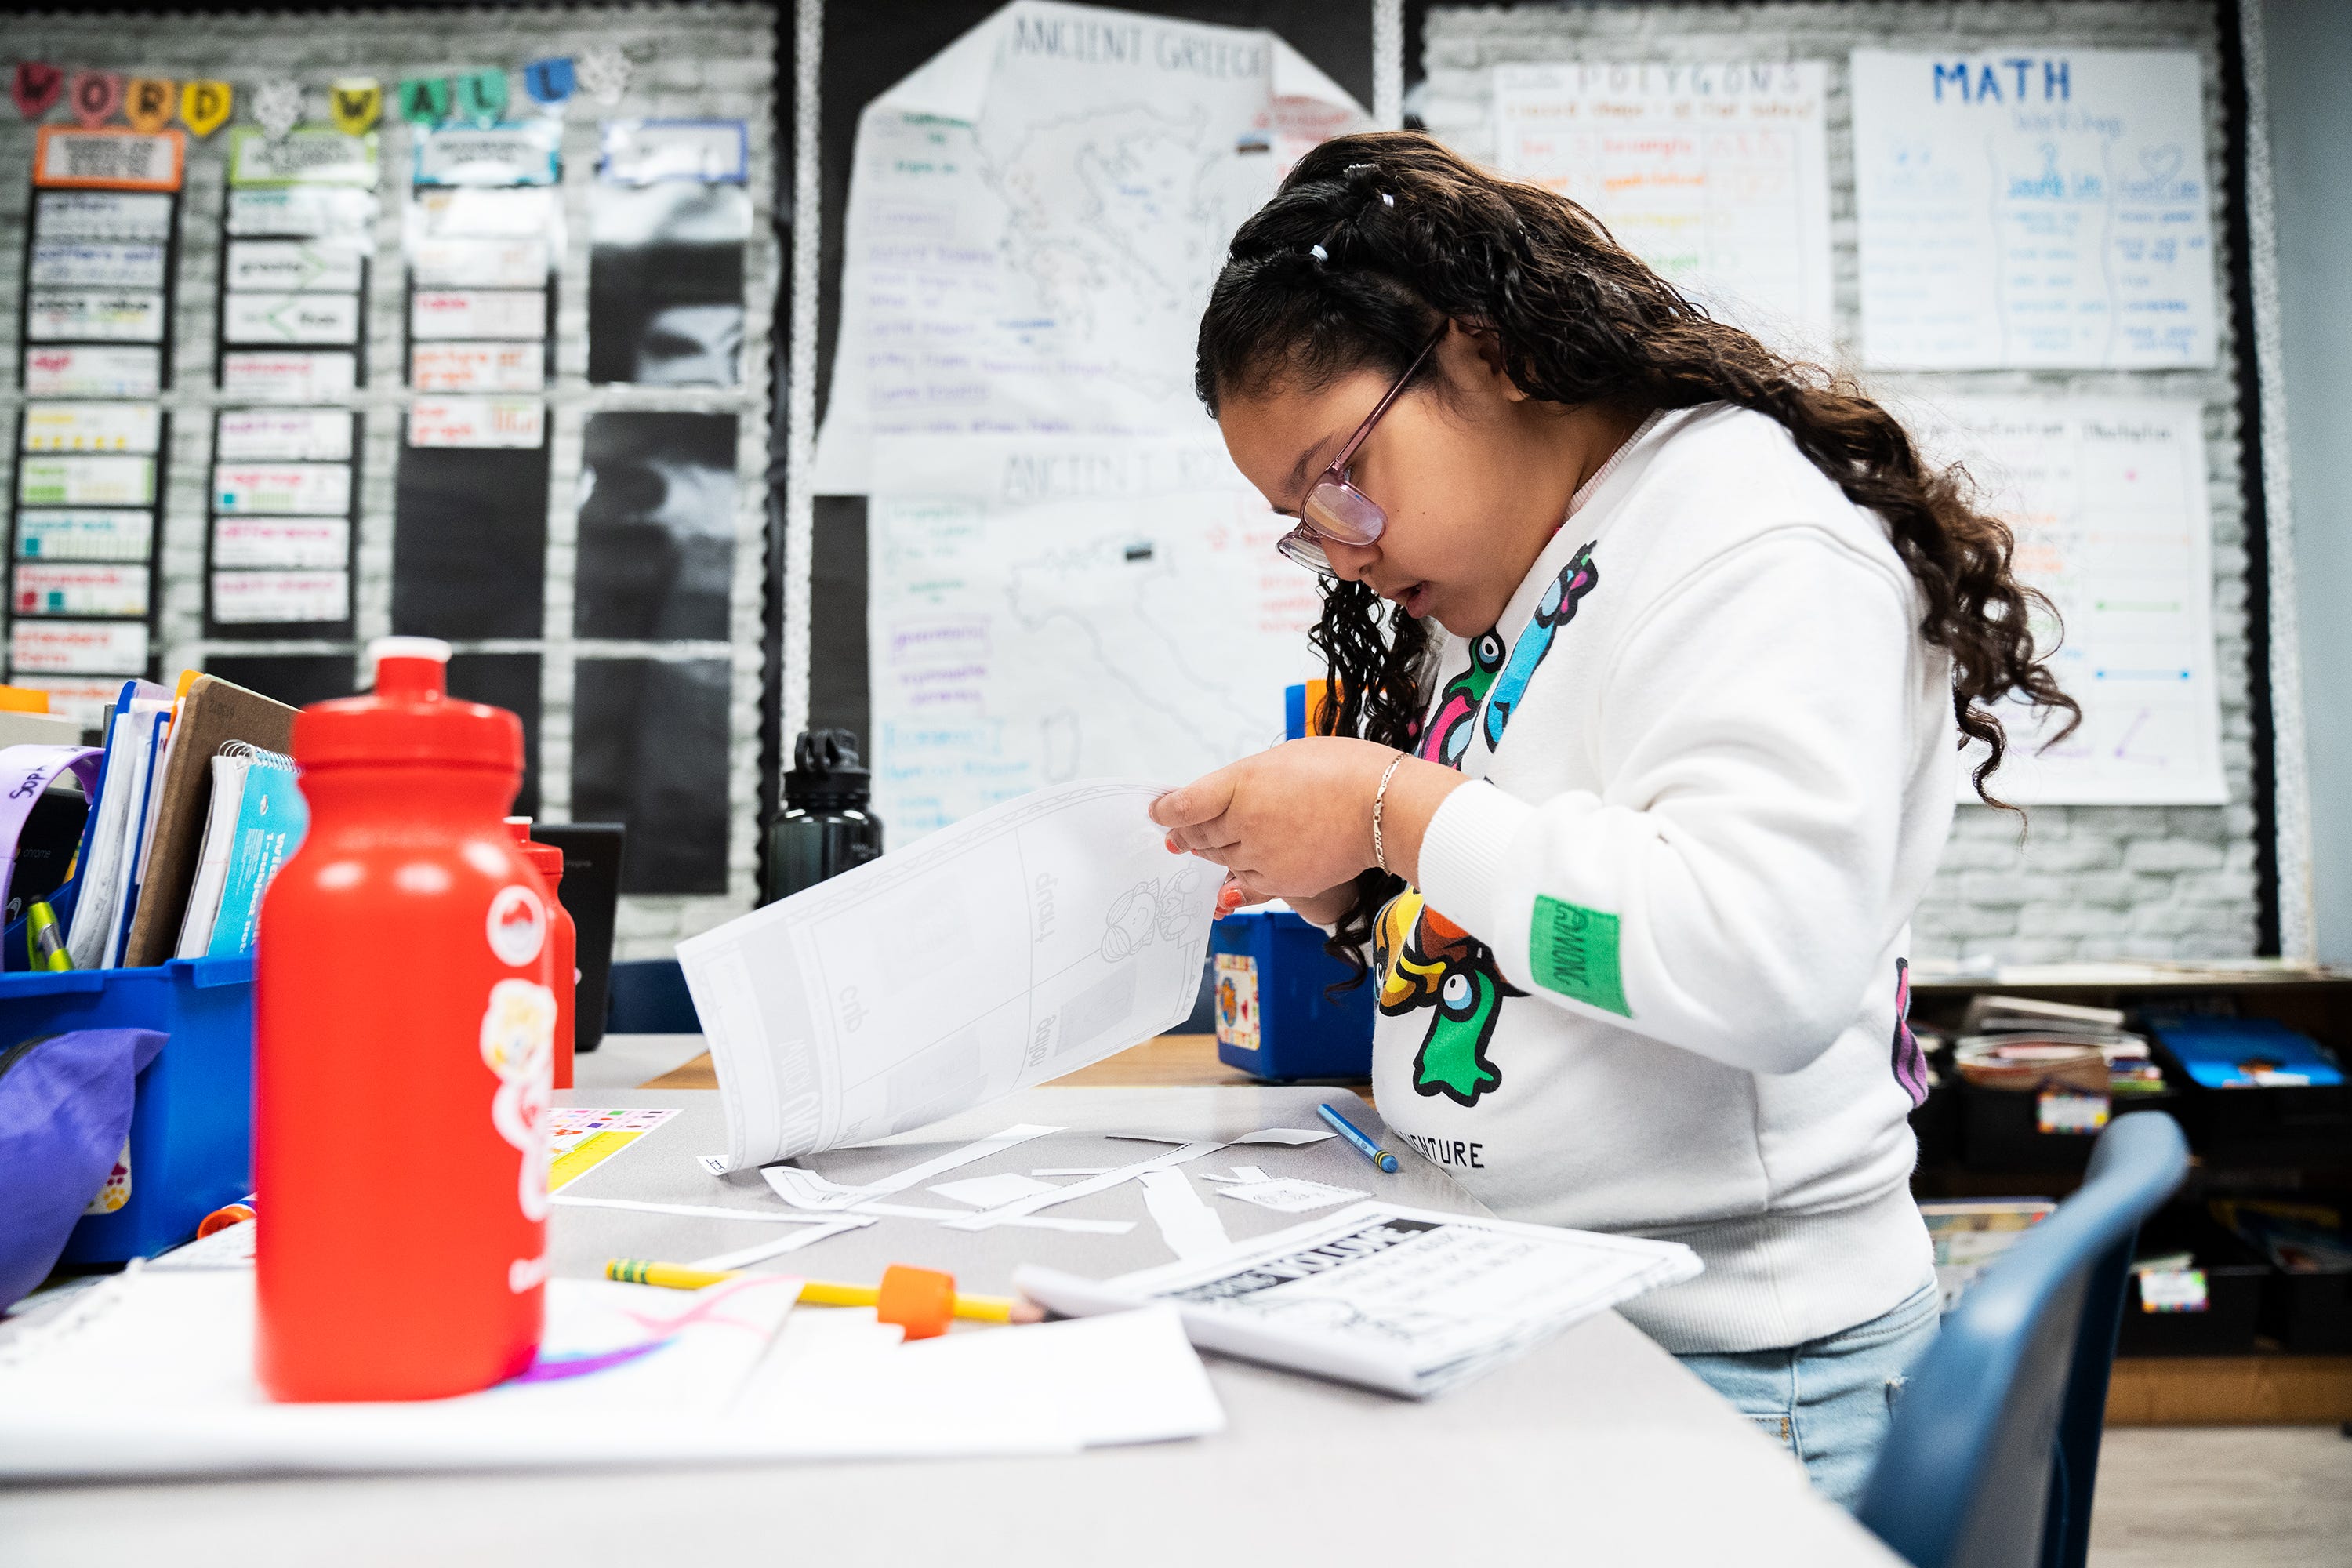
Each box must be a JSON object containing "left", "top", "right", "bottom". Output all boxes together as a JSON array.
[
  {"left": 1422, "top": 1, "right": 2260, "bottom": 966},
  {"left": 0, "top": 5, "right": 777, "bottom": 960}
]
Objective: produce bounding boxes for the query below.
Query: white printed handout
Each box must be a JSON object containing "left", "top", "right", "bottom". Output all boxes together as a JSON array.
[
  {"left": 812, "top": 0, "right": 1370, "bottom": 490},
  {"left": 677, "top": 779, "right": 1221, "bottom": 1168},
  {"left": 1018, "top": 1202, "right": 1702, "bottom": 1397},
  {"left": 1909, "top": 396, "right": 2225, "bottom": 804},
  {"left": 869, "top": 435, "right": 1316, "bottom": 838},
  {"left": 1852, "top": 49, "right": 2216, "bottom": 368},
  {"left": 1491, "top": 61, "right": 1832, "bottom": 350}
]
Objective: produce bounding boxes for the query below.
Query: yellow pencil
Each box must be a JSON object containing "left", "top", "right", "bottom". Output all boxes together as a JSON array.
[{"left": 604, "top": 1258, "right": 1035, "bottom": 1325}]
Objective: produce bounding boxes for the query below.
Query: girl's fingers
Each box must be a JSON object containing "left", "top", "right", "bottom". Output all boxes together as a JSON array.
[{"left": 1148, "top": 772, "right": 1236, "bottom": 829}]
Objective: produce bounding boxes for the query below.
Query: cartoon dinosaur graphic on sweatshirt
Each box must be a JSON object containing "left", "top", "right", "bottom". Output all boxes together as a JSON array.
[
  {"left": 1375, "top": 888, "right": 1522, "bottom": 1106},
  {"left": 1417, "top": 628, "right": 1506, "bottom": 768}
]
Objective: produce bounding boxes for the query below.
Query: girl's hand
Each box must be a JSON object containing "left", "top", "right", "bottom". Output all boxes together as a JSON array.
[{"left": 1151, "top": 737, "right": 1467, "bottom": 898}]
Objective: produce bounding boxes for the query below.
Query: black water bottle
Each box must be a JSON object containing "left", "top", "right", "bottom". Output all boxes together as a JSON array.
[{"left": 761, "top": 729, "right": 884, "bottom": 904}]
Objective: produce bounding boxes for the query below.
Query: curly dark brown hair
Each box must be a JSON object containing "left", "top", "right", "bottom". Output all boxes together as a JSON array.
[{"left": 1195, "top": 132, "right": 2077, "bottom": 985}]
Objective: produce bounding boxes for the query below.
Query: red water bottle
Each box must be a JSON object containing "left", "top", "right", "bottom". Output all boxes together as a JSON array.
[
  {"left": 506, "top": 818, "right": 576, "bottom": 1091},
  {"left": 255, "top": 637, "right": 557, "bottom": 1402}
]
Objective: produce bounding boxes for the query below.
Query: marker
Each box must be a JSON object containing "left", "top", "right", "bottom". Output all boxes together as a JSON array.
[
  {"left": 1318, "top": 1102, "right": 1399, "bottom": 1173},
  {"left": 605, "top": 1258, "right": 1044, "bottom": 1335},
  {"left": 25, "top": 901, "right": 70, "bottom": 971}
]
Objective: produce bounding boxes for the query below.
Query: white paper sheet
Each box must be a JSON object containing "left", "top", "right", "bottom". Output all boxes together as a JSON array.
[
  {"left": 0, "top": 1269, "right": 1219, "bottom": 1477},
  {"left": 1907, "top": 396, "right": 2225, "bottom": 804},
  {"left": 811, "top": 0, "right": 1369, "bottom": 490},
  {"left": 548, "top": 1196, "right": 844, "bottom": 1225},
  {"left": 759, "top": 1167, "right": 1133, "bottom": 1235},
  {"left": 1491, "top": 61, "right": 1832, "bottom": 352},
  {"left": 1139, "top": 1169, "right": 1232, "bottom": 1260},
  {"left": 1018, "top": 1203, "right": 1703, "bottom": 1398},
  {"left": 866, "top": 436, "right": 1319, "bottom": 837},
  {"left": 753, "top": 1126, "right": 1058, "bottom": 1210},
  {"left": 1852, "top": 49, "right": 2216, "bottom": 368},
  {"left": 679, "top": 780, "right": 1221, "bottom": 1167}
]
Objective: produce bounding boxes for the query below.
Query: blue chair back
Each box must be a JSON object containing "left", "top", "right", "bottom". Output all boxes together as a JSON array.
[
  {"left": 604, "top": 957, "right": 701, "bottom": 1034},
  {"left": 1857, "top": 1110, "right": 2187, "bottom": 1568}
]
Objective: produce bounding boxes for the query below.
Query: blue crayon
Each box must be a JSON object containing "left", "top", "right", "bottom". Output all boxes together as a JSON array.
[{"left": 1317, "top": 1102, "right": 1399, "bottom": 1174}]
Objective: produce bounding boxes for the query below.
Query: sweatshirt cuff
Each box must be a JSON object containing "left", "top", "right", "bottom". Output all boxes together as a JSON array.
[{"left": 1416, "top": 779, "right": 1537, "bottom": 946}]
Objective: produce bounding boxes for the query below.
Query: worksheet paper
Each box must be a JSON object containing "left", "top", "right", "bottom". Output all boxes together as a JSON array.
[
  {"left": 868, "top": 435, "right": 1317, "bottom": 837},
  {"left": 0, "top": 1269, "right": 1221, "bottom": 1477},
  {"left": 1490, "top": 61, "right": 1832, "bottom": 352},
  {"left": 677, "top": 779, "right": 1221, "bottom": 1168},
  {"left": 1851, "top": 49, "right": 2216, "bottom": 368},
  {"left": 811, "top": 0, "right": 1369, "bottom": 491},
  {"left": 1017, "top": 1203, "right": 1702, "bottom": 1398},
  {"left": 1907, "top": 395, "right": 2225, "bottom": 804}
]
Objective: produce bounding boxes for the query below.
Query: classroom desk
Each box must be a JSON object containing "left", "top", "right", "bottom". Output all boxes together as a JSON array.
[{"left": 0, "top": 1086, "right": 1901, "bottom": 1568}]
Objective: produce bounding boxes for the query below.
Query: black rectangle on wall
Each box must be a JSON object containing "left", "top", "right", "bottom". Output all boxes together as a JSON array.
[
  {"left": 445, "top": 652, "right": 543, "bottom": 818},
  {"left": 575, "top": 410, "right": 738, "bottom": 641},
  {"left": 391, "top": 442, "right": 550, "bottom": 638},
  {"left": 201, "top": 653, "right": 357, "bottom": 712},
  {"left": 572, "top": 657, "right": 730, "bottom": 895}
]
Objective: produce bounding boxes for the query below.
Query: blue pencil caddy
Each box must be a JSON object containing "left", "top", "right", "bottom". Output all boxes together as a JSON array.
[
  {"left": 0, "top": 956, "right": 254, "bottom": 1264},
  {"left": 1211, "top": 909, "right": 1375, "bottom": 1080}
]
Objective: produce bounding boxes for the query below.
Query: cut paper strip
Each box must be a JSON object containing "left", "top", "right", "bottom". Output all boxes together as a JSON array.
[
  {"left": 757, "top": 1174, "right": 1131, "bottom": 1236},
  {"left": 690, "top": 1216, "right": 876, "bottom": 1271},
  {"left": 928, "top": 1172, "right": 1059, "bottom": 1208},
  {"left": 1139, "top": 1170, "right": 1231, "bottom": 1261},
  {"left": 943, "top": 1142, "right": 1229, "bottom": 1233},
  {"left": 1032, "top": 1167, "right": 1110, "bottom": 1178},
  {"left": 550, "top": 1196, "right": 844, "bottom": 1225},
  {"left": 1231, "top": 1167, "right": 1272, "bottom": 1185},
  {"left": 762, "top": 1124, "right": 1062, "bottom": 1212},
  {"left": 1214, "top": 1178, "right": 1367, "bottom": 1214},
  {"left": 1107, "top": 1128, "right": 1334, "bottom": 1148}
]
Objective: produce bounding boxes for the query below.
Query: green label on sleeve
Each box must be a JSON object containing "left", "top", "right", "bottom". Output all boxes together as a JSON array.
[{"left": 1529, "top": 895, "right": 1630, "bottom": 1016}]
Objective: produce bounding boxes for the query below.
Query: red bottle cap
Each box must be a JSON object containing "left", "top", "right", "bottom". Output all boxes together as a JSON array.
[
  {"left": 294, "top": 637, "right": 521, "bottom": 772},
  {"left": 505, "top": 817, "right": 565, "bottom": 885}
]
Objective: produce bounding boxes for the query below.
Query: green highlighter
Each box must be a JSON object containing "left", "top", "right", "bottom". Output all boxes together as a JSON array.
[{"left": 26, "top": 899, "right": 71, "bottom": 971}]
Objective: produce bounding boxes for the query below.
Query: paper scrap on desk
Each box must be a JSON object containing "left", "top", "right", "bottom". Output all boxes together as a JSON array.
[
  {"left": 1214, "top": 1178, "right": 1366, "bottom": 1214},
  {"left": 695, "top": 1153, "right": 730, "bottom": 1176},
  {"left": 545, "top": 1106, "right": 680, "bottom": 1191},
  {"left": 1196, "top": 1166, "right": 1272, "bottom": 1185},
  {"left": 690, "top": 1215, "right": 875, "bottom": 1271},
  {"left": 1139, "top": 1170, "right": 1232, "bottom": 1261},
  {"left": 757, "top": 1171, "right": 1133, "bottom": 1235},
  {"left": 1033, "top": 1167, "right": 1110, "bottom": 1177},
  {"left": 943, "top": 1142, "right": 1227, "bottom": 1233},
  {"left": 757, "top": 1125, "right": 1059, "bottom": 1211},
  {"left": 928, "top": 1171, "right": 1060, "bottom": 1207},
  {"left": 676, "top": 780, "right": 1220, "bottom": 1169},
  {"left": 1109, "top": 1128, "right": 1334, "bottom": 1148}
]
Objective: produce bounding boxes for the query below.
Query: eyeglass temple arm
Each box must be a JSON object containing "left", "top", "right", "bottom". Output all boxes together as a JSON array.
[{"left": 1325, "top": 323, "right": 1449, "bottom": 475}]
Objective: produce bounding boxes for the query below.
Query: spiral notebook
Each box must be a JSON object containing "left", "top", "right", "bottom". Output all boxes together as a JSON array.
[
  {"left": 173, "top": 742, "right": 305, "bottom": 961},
  {"left": 125, "top": 675, "right": 298, "bottom": 968}
]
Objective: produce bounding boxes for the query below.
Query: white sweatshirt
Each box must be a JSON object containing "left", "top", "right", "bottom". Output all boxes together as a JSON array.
[{"left": 1375, "top": 402, "right": 1951, "bottom": 1355}]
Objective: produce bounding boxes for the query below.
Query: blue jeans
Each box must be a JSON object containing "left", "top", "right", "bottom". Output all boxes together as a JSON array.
[{"left": 1677, "top": 1281, "right": 1941, "bottom": 1511}]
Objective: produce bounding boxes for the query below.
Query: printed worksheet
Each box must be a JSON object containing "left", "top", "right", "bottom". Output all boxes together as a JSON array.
[
  {"left": 678, "top": 779, "right": 1221, "bottom": 1168},
  {"left": 811, "top": 0, "right": 1368, "bottom": 490},
  {"left": 1852, "top": 49, "right": 2216, "bottom": 368},
  {"left": 1491, "top": 61, "right": 1832, "bottom": 351}
]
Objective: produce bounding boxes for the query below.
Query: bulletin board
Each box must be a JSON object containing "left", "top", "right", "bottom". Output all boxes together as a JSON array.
[{"left": 0, "top": 3, "right": 781, "bottom": 949}]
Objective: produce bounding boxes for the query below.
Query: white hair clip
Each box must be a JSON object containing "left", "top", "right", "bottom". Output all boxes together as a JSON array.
[{"left": 1309, "top": 243, "right": 1329, "bottom": 263}]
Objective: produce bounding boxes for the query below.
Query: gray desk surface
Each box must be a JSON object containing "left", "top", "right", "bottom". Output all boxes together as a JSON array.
[{"left": 0, "top": 1085, "right": 1900, "bottom": 1568}]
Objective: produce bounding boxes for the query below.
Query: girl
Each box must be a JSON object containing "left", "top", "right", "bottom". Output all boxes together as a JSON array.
[{"left": 1150, "top": 132, "right": 2075, "bottom": 1508}]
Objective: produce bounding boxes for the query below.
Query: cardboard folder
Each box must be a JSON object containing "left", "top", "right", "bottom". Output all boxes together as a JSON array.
[{"left": 121, "top": 676, "right": 298, "bottom": 969}]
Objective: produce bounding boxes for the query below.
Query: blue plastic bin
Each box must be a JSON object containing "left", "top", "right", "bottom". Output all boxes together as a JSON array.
[
  {"left": 0, "top": 956, "right": 255, "bottom": 1263},
  {"left": 1210, "top": 909, "right": 1374, "bottom": 1080}
]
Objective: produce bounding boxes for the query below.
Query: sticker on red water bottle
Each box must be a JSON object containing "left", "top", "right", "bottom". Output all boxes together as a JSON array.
[{"left": 486, "top": 882, "right": 546, "bottom": 967}]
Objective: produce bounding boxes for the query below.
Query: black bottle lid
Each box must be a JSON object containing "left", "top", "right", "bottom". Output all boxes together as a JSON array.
[{"left": 785, "top": 728, "right": 871, "bottom": 811}]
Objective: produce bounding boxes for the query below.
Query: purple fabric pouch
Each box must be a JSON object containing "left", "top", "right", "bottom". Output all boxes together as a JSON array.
[{"left": 0, "top": 1028, "right": 166, "bottom": 1308}]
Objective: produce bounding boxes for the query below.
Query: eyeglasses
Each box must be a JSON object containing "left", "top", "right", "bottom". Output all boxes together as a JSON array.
[{"left": 1275, "top": 324, "right": 1447, "bottom": 575}]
